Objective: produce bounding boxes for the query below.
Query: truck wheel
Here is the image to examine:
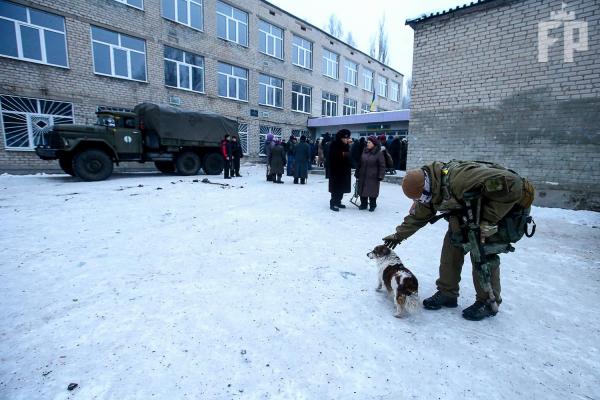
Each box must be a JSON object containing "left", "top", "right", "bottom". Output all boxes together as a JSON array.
[
  {"left": 73, "top": 149, "right": 113, "bottom": 181},
  {"left": 176, "top": 151, "right": 201, "bottom": 175},
  {"left": 154, "top": 161, "right": 175, "bottom": 174},
  {"left": 202, "top": 153, "right": 223, "bottom": 175},
  {"left": 58, "top": 156, "right": 75, "bottom": 176}
]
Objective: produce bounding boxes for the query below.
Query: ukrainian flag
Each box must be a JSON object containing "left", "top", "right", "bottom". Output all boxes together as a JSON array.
[{"left": 369, "top": 89, "right": 376, "bottom": 112}]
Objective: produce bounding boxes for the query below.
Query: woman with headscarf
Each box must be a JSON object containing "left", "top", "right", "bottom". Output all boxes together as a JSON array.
[
  {"left": 355, "top": 136, "right": 386, "bottom": 211},
  {"left": 268, "top": 138, "right": 286, "bottom": 184},
  {"left": 327, "top": 129, "right": 353, "bottom": 211}
]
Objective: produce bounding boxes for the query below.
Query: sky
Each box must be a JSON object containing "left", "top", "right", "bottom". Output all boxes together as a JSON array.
[{"left": 268, "top": 0, "right": 474, "bottom": 79}]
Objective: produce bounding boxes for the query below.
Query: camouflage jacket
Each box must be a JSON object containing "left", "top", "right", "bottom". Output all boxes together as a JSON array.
[{"left": 395, "top": 161, "right": 523, "bottom": 241}]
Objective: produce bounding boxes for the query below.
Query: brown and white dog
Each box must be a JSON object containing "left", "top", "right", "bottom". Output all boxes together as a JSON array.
[{"left": 367, "top": 244, "right": 419, "bottom": 318}]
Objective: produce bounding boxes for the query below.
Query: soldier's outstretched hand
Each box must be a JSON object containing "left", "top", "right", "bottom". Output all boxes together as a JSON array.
[{"left": 382, "top": 233, "right": 402, "bottom": 249}]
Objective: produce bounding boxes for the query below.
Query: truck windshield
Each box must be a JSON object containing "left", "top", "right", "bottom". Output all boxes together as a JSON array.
[{"left": 97, "top": 115, "right": 115, "bottom": 127}]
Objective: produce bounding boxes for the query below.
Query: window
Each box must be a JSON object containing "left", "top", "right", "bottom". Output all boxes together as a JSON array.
[
  {"left": 361, "top": 103, "right": 370, "bottom": 114},
  {"left": 292, "top": 129, "right": 308, "bottom": 139},
  {"left": 344, "top": 60, "right": 358, "bottom": 86},
  {"left": 343, "top": 98, "right": 357, "bottom": 115},
  {"left": 259, "top": 125, "right": 281, "bottom": 156},
  {"left": 321, "top": 91, "right": 337, "bottom": 117},
  {"left": 0, "top": 94, "right": 73, "bottom": 150},
  {"left": 0, "top": 1, "right": 68, "bottom": 67},
  {"left": 291, "top": 83, "right": 311, "bottom": 114},
  {"left": 390, "top": 80, "right": 400, "bottom": 102},
  {"left": 91, "top": 26, "right": 146, "bottom": 81},
  {"left": 378, "top": 76, "right": 387, "bottom": 97},
  {"left": 161, "top": 0, "right": 202, "bottom": 30},
  {"left": 322, "top": 49, "right": 338, "bottom": 79},
  {"left": 259, "top": 74, "right": 283, "bottom": 108},
  {"left": 292, "top": 35, "right": 312, "bottom": 69},
  {"left": 238, "top": 123, "right": 248, "bottom": 155},
  {"left": 259, "top": 20, "right": 283, "bottom": 59},
  {"left": 114, "top": 0, "right": 143, "bottom": 9},
  {"left": 218, "top": 62, "right": 248, "bottom": 101},
  {"left": 363, "top": 68, "right": 374, "bottom": 92},
  {"left": 216, "top": 1, "right": 247, "bottom": 46},
  {"left": 164, "top": 46, "right": 204, "bottom": 93}
]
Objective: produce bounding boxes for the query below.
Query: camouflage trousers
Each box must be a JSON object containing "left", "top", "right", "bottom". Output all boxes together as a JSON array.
[{"left": 436, "top": 217, "right": 502, "bottom": 304}]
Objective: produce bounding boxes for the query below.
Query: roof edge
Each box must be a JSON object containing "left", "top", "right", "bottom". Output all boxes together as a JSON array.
[{"left": 405, "top": 0, "right": 505, "bottom": 27}]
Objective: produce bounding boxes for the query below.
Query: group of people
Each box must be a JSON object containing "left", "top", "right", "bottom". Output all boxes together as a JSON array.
[
  {"left": 223, "top": 129, "right": 535, "bottom": 321},
  {"left": 220, "top": 134, "right": 244, "bottom": 179},
  {"left": 264, "top": 133, "right": 311, "bottom": 184}
]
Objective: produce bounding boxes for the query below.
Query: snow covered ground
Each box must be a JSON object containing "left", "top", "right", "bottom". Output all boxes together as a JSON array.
[{"left": 1, "top": 164, "right": 599, "bottom": 400}]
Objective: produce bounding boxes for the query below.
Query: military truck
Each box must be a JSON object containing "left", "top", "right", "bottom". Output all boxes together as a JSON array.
[{"left": 35, "top": 102, "right": 238, "bottom": 181}]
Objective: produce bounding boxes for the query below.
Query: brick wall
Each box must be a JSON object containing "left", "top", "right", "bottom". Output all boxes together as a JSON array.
[
  {"left": 408, "top": 0, "right": 600, "bottom": 210},
  {"left": 0, "top": 0, "right": 404, "bottom": 172}
]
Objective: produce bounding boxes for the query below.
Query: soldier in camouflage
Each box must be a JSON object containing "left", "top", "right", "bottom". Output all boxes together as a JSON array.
[{"left": 383, "top": 160, "right": 532, "bottom": 321}]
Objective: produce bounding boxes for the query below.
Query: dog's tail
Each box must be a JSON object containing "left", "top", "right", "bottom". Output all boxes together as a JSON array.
[{"left": 404, "top": 292, "right": 420, "bottom": 314}]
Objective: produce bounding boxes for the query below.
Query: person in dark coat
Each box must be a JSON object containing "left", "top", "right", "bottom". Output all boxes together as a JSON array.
[
  {"left": 355, "top": 136, "right": 386, "bottom": 211},
  {"left": 322, "top": 133, "right": 332, "bottom": 179},
  {"left": 268, "top": 138, "right": 286, "bottom": 183},
  {"left": 264, "top": 133, "right": 274, "bottom": 181},
  {"left": 293, "top": 135, "right": 310, "bottom": 184},
  {"left": 350, "top": 137, "right": 366, "bottom": 169},
  {"left": 286, "top": 136, "right": 297, "bottom": 176},
  {"left": 230, "top": 136, "right": 243, "bottom": 177},
  {"left": 389, "top": 136, "right": 401, "bottom": 171},
  {"left": 328, "top": 129, "right": 353, "bottom": 211},
  {"left": 221, "top": 134, "right": 232, "bottom": 179}
]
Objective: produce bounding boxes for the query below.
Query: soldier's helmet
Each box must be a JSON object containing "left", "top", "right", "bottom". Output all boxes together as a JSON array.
[{"left": 402, "top": 169, "right": 425, "bottom": 199}]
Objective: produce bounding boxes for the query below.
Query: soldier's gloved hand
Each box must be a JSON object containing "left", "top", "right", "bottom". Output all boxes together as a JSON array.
[
  {"left": 480, "top": 221, "right": 498, "bottom": 239},
  {"left": 382, "top": 233, "right": 402, "bottom": 249}
]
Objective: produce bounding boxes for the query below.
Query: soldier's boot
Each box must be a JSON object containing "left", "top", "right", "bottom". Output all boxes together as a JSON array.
[
  {"left": 422, "top": 291, "right": 458, "bottom": 310},
  {"left": 462, "top": 300, "right": 497, "bottom": 321}
]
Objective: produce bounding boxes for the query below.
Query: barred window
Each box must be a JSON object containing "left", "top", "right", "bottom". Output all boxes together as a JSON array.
[
  {"left": 164, "top": 46, "right": 204, "bottom": 93},
  {"left": 0, "top": 94, "right": 73, "bottom": 150},
  {"left": 259, "top": 125, "right": 282, "bottom": 156},
  {"left": 238, "top": 123, "right": 248, "bottom": 155},
  {"left": 0, "top": 1, "right": 68, "bottom": 67}
]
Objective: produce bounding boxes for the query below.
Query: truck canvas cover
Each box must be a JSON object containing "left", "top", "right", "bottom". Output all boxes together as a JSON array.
[{"left": 134, "top": 103, "right": 238, "bottom": 143}]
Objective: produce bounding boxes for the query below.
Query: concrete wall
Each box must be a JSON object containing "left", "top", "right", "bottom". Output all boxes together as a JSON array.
[
  {"left": 0, "top": 0, "right": 404, "bottom": 171},
  {"left": 408, "top": 0, "right": 600, "bottom": 210}
]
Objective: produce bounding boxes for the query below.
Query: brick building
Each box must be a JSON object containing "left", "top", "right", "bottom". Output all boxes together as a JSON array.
[
  {"left": 407, "top": 0, "right": 599, "bottom": 210},
  {"left": 0, "top": 0, "right": 403, "bottom": 171}
]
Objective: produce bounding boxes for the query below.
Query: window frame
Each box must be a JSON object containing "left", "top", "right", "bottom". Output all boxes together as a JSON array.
[
  {"left": 259, "top": 19, "right": 283, "bottom": 60},
  {"left": 321, "top": 91, "right": 338, "bottom": 117},
  {"left": 292, "top": 34, "right": 312, "bottom": 70},
  {"left": 259, "top": 73, "right": 283, "bottom": 109},
  {"left": 378, "top": 76, "right": 388, "bottom": 97},
  {"left": 321, "top": 48, "right": 338, "bottom": 80},
  {"left": 164, "top": 45, "right": 204, "bottom": 93},
  {"left": 291, "top": 82, "right": 312, "bottom": 114},
  {"left": 343, "top": 98, "right": 357, "bottom": 116},
  {"left": 0, "top": 2, "right": 69, "bottom": 68},
  {"left": 363, "top": 68, "right": 374, "bottom": 92},
  {"left": 90, "top": 26, "right": 147, "bottom": 82},
  {"left": 390, "top": 80, "right": 400, "bottom": 102},
  {"left": 216, "top": 1, "right": 248, "bottom": 47},
  {"left": 113, "top": 0, "right": 144, "bottom": 10},
  {"left": 344, "top": 59, "right": 358, "bottom": 86},
  {"left": 361, "top": 103, "right": 370, "bottom": 114},
  {"left": 161, "top": 0, "right": 203, "bottom": 31},
  {"left": 217, "top": 61, "right": 248, "bottom": 102}
]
